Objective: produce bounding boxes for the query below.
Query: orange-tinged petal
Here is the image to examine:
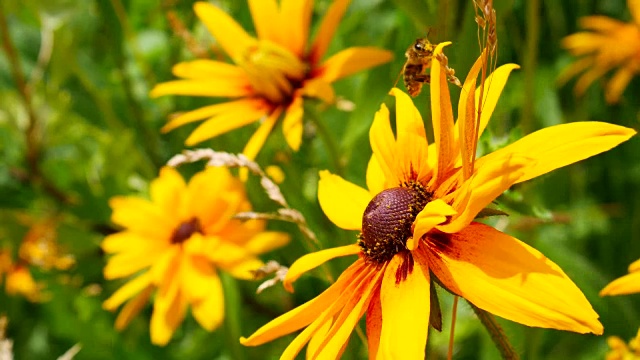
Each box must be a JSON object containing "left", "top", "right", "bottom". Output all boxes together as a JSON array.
[
  {"left": 430, "top": 42, "right": 456, "bottom": 184},
  {"left": 379, "top": 253, "right": 430, "bottom": 359},
  {"left": 438, "top": 155, "right": 528, "bottom": 233},
  {"left": 162, "top": 99, "right": 269, "bottom": 133},
  {"left": 606, "top": 66, "right": 635, "bottom": 103},
  {"left": 308, "top": 0, "right": 350, "bottom": 65},
  {"left": 365, "top": 290, "right": 382, "bottom": 360},
  {"left": 474, "top": 64, "right": 520, "bottom": 139},
  {"left": 282, "top": 96, "right": 304, "bottom": 151},
  {"left": 629, "top": 258, "right": 640, "bottom": 272},
  {"left": 557, "top": 57, "right": 594, "bottom": 86},
  {"left": 579, "top": 15, "right": 626, "bottom": 32},
  {"left": 631, "top": 0, "right": 640, "bottom": 25},
  {"left": 114, "top": 285, "right": 154, "bottom": 330},
  {"left": 242, "top": 108, "right": 282, "bottom": 161},
  {"left": 171, "top": 59, "right": 246, "bottom": 80},
  {"left": 191, "top": 270, "right": 224, "bottom": 331},
  {"left": 427, "top": 223, "right": 603, "bottom": 334},
  {"left": 306, "top": 316, "right": 333, "bottom": 360},
  {"left": 284, "top": 244, "right": 361, "bottom": 292},
  {"left": 411, "top": 199, "right": 457, "bottom": 249},
  {"left": 574, "top": 66, "right": 609, "bottom": 96},
  {"left": 248, "top": 0, "right": 280, "bottom": 44},
  {"left": 315, "top": 47, "right": 393, "bottom": 83},
  {"left": 600, "top": 271, "right": 640, "bottom": 296},
  {"left": 150, "top": 79, "right": 253, "bottom": 98},
  {"left": 280, "top": 309, "right": 335, "bottom": 360},
  {"left": 279, "top": 0, "right": 313, "bottom": 57},
  {"left": 224, "top": 256, "right": 265, "bottom": 280},
  {"left": 104, "top": 272, "right": 153, "bottom": 310},
  {"left": 184, "top": 107, "right": 267, "bottom": 146},
  {"left": 318, "top": 170, "right": 371, "bottom": 231},
  {"left": 366, "top": 156, "right": 386, "bottom": 195},
  {"left": 301, "top": 78, "right": 335, "bottom": 104},
  {"left": 370, "top": 104, "right": 399, "bottom": 185},
  {"left": 241, "top": 259, "right": 366, "bottom": 346},
  {"left": 456, "top": 52, "right": 480, "bottom": 180},
  {"left": 150, "top": 167, "right": 186, "bottom": 218},
  {"left": 390, "top": 88, "right": 430, "bottom": 182},
  {"left": 194, "top": 2, "right": 256, "bottom": 60},
  {"left": 475, "top": 122, "right": 637, "bottom": 185},
  {"left": 185, "top": 167, "right": 236, "bottom": 230},
  {"left": 244, "top": 231, "right": 290, "bottom": 255}
]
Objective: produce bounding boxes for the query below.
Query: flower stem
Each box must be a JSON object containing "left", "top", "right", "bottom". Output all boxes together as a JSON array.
[
  {"left": 468, "top": 302, "right": 520, "bottom": 360},
  {"left": 303, "top": 103, "right": 344, "bottom": 176},
  {"left": 447, "top": 296, "right": 459, "bottom": 360}
]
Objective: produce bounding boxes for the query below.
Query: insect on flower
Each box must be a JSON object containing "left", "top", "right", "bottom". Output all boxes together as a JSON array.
[{"left": 402, "top": 37, "right": 461, "bottom": 97}]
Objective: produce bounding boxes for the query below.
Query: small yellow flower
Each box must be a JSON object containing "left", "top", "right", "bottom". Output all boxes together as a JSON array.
[
  {"left": 606, "top": 328, "right": 640, "bottom": 360},
  {"left": 601, "top": 258, "right": 640, "bottom": 296},
  {"left": 19, "top": 220, "right": 75, "bottom": 271},
  {"left": 102, "top": 166, "right": 289, "bottom": 345},
  {"left": 560, "top": 0, "right": 640, "bottom": 103},
  {"left": 151, "top": 0, "right": 393, "bottom": 160},
  {"left": 241, "top": 43, "right": 636, "bottom": 359},
  {"left": 0, "top": 249, "right": 45, "bottom": 302}
]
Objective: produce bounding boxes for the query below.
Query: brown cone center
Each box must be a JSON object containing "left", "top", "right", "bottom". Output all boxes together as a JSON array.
[{"left": 170, "top": 218, "right": 203, "bottom": 244}]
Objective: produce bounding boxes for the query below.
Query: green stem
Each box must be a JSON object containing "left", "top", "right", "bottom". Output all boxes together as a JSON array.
[
  {"left": 304, "top": 103, "right": 344, "bottom": 176},
  {"left": 469, "top": 302, "right": 520, "bottom": 360},
  {"left": 522, "top": 0, "right": 540, "bottom": 133}
]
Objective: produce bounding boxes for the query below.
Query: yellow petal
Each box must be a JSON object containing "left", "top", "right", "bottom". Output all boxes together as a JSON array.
[
  {"left": 438, "top": 155, "right": 528, "bottom": 234},
  {"left": 150, "top": 79, "right": 253, "bottom": 98},
  {"left": 606, "top": 66, "right": 634, "bottom": 103},
  {"left": 426, "top": 223, "right": 603, "bottom": 334},
  {"left": 629, "top": 258, "right": 640, "bottom": 272},
  {"left": 151, "top": 258, "right": 188, "bottom": 346},
  {"left": 455, "top": 51, "right": 481, "bottom": 180},
  {"left": 318, "top": 170, "right": 371, "bottom": 231},
  {"left": 171, "top": 59, "right": 246, "bottom": 79},
  {"left": 104, "top": 248, "right": 164, "bottom": 280},
  {"left": 104, "top": 272, "right": 153, "bottom": 310},
  {"left": 101, "top": 231, "right": 153, "bottom": 254},
  {"left": 282, "top": 96, "right": 304, "bottom": 151},
  {"left": 365, "top": 290, "right": 382, "bottom": 360},
  {"left": 390, "top": 88, "right": 430, "bottom": 182},
  {"left": 242, "top": 107, "right": 282, "bottom": 161},
  {"left": 475, "top": 122, "right": 637, "bottom": 184},
  {"left": 162, "top": 99, "right": 270, "bottom": 133},
  {"left": 579, "top": 15, "right": 626, "bottom": 32},
  {"left": 244, "top": 231, "right": 290, "bottom": 255},
  {"left": 224, "top": 256, "right": 265, "bottom": 280},
  {"left": 379, "top": 253, "right": 431, "bottom": 359},
  {"left": 631, "top": 0, "right": 640, "bottom": 25},
  {"left": 301, "top": 78, "right": 335, "bottom": 104},
  {"left": 181, "top": 255, "right": 216, "bottom": 301},
  {"left": 283, "top": 244, "right": 361, "bottom": 292},
  {"left": 248, "top": 0, "right": 280, "bottom": 44},
  {"left": 150, "top": 167, "right": 186, "bottom": 217},
  {"left": 279, "top": 0, "right": 313, "bottom": 57},
  {"left": 366, "top": 156, "right": 386, "bottom": 196},
  {"left": 184, "top": 106, "right": 267, "bottom": 146},
  {"left": 308, "top": 0, "right": 350, "bottom": 65},
  {"left": 109, "top": 196, "right": 175, "bottom": 239},
  {"left": 557, "top": 57, "right": 594, "bottom": 86},
  {"left": 114, "top": 285, "right": 154, "bottom": 330},
  {"left": 574, "top": 65, "right": 609, "bottom": 96},
  {"left": 191, "top": 270, "right": 224, "bottom": 331},
  {"left": 412, "top": 199, "right": 457, "bottom": 246},
  {"left": 315, "top": 47, "right": 393, "bottom": 83},
  {"left": 184, "top": 167, "right": 237, "bottom": 230},
  {"left": 306, "top": 316, "right": 333, "bottom": 360},
  {"left": 430, "top": 42, "right": 456, "bottom": 184},
  {"left": 600, "top": 271, "right": 640, "bottom": 296},
  {"left": 241, "top": 259, "right": 366, "bottom": 346},
  {"left": 194, "top": 2, "right": 256, "bottom": 60},
  {"left": 370, "top": 104, "right": 399, "bottom": 185}
]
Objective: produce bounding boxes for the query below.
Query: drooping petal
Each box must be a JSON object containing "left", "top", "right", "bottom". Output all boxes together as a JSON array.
[
  {"left": 318, "top": 170, "right": 371, "bottom": 231},
  {"left": 242, "top": 107, "right": 282, "bottom": 161},
  {"left": 426, "top": 223, "right": 603, "bottom": 334},
  {"left": 474, "top": 122, "right": 637, "bottom": 185},
  {"left": 248, "top": 0, "right": 280, "bottom": 44},
  {"left": 283, "top": 244, "right": 361, "bottom": 292},
  {"left": 162, "top": 98, "right": 270, "bottom": 133},
  {"left": 103, "top": 272, "right": 153, "bottom": 310},
  {"left": 308, "top": 0, "right": 350, "bottom": 65},
  {"left": 184, "top": 106, "right": 268, "bottom": 146},
  {"left": 150, "top": 78, "right": 253, "bottom": 99},
  {"left": 241, "top": 259, "right": 366, "bottom": 346},
  {"left": 181, "top": 255, "right": 217, "bottom": 302},
  {"left": 314, "top": 47, "right": 393, "bottom": 83},
  {"left": 243, "top": 231, "right": 290, "bottom": 255},
  {"left": 191, "top": 270, "right": 224, "bottom": 331},
  {"left": 379, "top": 253, "right": 431, "bottom": 359},
  {"left": 279, "top": 0, "right": 313, "bottom": 57},
  {"left": 306, "top": 317, "right": 333, "bottom": 360},
  {"left": 606, "top": 66, "right": 635, "bottom": 103},
  {"left": 579, "top": 15, "right": 626, "bottom": 32},
  {"left": 370, "top": 104, "right": 399, "bottom": 185},
  {"left": 438, "top": 155, "right": 528, "bottom": 234},
  {"left": 410, "top": 199, "right": 457, "bottom": 250},
  {"left": 365, "top": 290, "right": 382, "bottom": 360},
  {"left": 150, "top": 261, "right": 189, "bottom": 345},
  {"left": 194, "top": 2, "right": 256, "bottom": 60},
  {"left": 430, "top": 42, "right": 456, "bottom": 184},
  {"left": 600, "top": 271, "right": 640, "bottom": 296},
  {"left": 574, "top": 65, "right": 609, "bottom": 96},
  {"left": 282, "top": 96, "right": 304, "bottom": 151},
  {"left": 114, "top": 285, "right": 154, "bottom": 330}
]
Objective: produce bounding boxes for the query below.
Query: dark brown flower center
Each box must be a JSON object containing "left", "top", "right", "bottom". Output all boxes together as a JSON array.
[
  {"left": 170, "top": 218, "right": 203, "bottom": 244},
  {"left": 358, "top": 182, "right": 431, "bottom": 264}
]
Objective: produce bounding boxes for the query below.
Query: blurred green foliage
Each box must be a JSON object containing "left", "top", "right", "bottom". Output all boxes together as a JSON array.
[{"left": 0, "top": 0, "right": 639, "bottom": 359}]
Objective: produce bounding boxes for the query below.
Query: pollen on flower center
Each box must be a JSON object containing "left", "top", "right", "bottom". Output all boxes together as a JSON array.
[
  {"left": 171, "top": 218, "right": 203, "bottom": 244},
  {"left": 358, "top": 182, "right": 431, "bottom": 264}
]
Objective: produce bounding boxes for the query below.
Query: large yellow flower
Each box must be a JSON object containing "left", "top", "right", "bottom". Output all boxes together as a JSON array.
[
  {"left": 151, "top": 0, "right": 393, "bottom": 160},
  {"left": 560, "top": 0, "right": 640, "bottom": 103},
  {"left": 601, "top": 258, "right": 640, "bottom": 296},
  {"left": 102, "top": 166, "right": 289, "bottom": 345},
  {"left": 241, "top": 43, "right": 636, "bottom": 359}
]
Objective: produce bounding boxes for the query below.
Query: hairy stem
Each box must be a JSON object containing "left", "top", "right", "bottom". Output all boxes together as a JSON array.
[{"left": 469, "top": 302, "right": 520, "bottom": 360}]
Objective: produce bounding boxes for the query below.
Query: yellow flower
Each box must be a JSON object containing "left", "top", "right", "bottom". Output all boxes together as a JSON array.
[
  {"left": 606, "top": 328, "right": 640, "bottom": 360},
  {"left": 0, "top": 249, "right": 45, "bottom": 302},
  {"left": 102, "top": 166, "right": 289, "bottom": 345},
  {"left": 151, "top": 0, "right": 392, "bottom": 160},
  {"left": 560, "top": 0, "right": 640, "bottom": 103},
  {"left": 19, "top": 220, "right": 75, "bottom": 271},
  {"left": 601, "top": 258, "right": 640, "bottom": 296},
  {"left": 241, "top": 43, "right": 636, "bottom": 359}
]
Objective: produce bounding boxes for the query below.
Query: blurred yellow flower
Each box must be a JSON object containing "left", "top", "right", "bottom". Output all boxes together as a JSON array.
[
  {"left": 241, "top": 44, "right": 635, "bottom": 359},
  {"left": 19, "top": 220, "right": 75, "bottom": 271},
  {"left": 560, "top": 0, "right": 640, "bottom": 103},
  {"left": 0, "top": 249, "right": 45, "bottom": 302},
  {"left": 606, "top": 328, "right": 640, "bottom": 360},
  {"left": 151, "top": 0, "right": 392, "bottom": 160},
  {"left": 102, "top": 166, "right": 289, "bottom": 345},
  {"left": 601, "top": 258, "right": 640, "bottom": 296}
]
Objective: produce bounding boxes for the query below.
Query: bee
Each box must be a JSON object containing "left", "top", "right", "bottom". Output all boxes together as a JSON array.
[{"left": 401, "top": 37, "right": 462, "bottom": 97}]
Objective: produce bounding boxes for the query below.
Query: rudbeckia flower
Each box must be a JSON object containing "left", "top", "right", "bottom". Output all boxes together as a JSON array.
[
  {"left": 605, "top": 328, "right": 640, "bottom": 360},
  {"left": 560, "top": 0, "right": 640, "bottom": 103},
  {"left": 241, "top": 43, "right": 636, "bottom": 359},
  {"left": 102, "top": 166, "right": 289, "bottom": 345},
  {"left": 0, "top": 249, "right": 45, "bottom": 302},
  {"left": 151, "top": 0, "right": 393, "bottom": 160},
  {"left": 601, "top": 258, "right": 640, "bottom": 296}
]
